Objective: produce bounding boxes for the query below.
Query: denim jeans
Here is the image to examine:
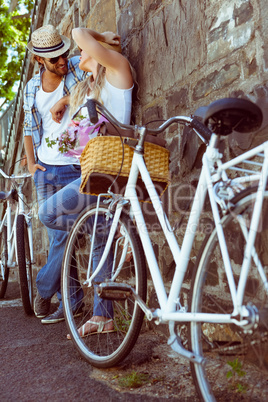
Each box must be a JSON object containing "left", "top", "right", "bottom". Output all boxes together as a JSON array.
[
  {"left": 34, "top": 162, "right": 82, "bottom": 309},
  {"left": 38, "top": 177, "right": 113, "bottom": 318}
]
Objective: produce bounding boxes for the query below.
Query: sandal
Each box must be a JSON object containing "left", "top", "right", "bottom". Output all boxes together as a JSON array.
[
  {"left": 67, "top": 318, "right": 114, "bottom": 339},
  {"left": 80, "top": 318, "right": 114, "bottom": 337}
]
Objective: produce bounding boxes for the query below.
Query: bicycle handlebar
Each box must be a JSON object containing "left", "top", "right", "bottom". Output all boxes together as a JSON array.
[
  {"left": 0, "top": 167, "right": 32, "bottom": 181},
  {"left": 77, "top": 99, "right": 213, "bottom": 145}
]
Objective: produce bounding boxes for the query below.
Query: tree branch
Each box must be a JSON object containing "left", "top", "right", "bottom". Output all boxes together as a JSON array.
[
  {"left": 11, "top": 13, "right": 31, "bottom": 20},
  {"left": 8, "top": 0, "right": 18, "bottom": 14}
]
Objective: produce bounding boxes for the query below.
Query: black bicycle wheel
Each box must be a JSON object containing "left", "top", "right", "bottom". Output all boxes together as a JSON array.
[
  {"left": 62, "top": 203, "right": 147, "bottom": 368},
  {"left": 189, "top": 190, "right": 268, "bottom": 401},
  {"left": 0, "top": 226, "right": 9, "bottom": 298},
  {"left": 16, "top": 214, "right": 33, "bottom": 315}
]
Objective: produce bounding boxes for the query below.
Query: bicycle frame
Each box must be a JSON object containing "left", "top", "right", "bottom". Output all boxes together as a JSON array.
[
  {"left": 87, "top": 132, "right": 268, "bottom": 327},
  {"left": 0, "top": 173, "right": 34, "bottom": 269}
]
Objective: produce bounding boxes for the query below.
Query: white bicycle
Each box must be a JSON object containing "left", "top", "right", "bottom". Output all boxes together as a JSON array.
[
  {"left": 0, "top": 168, "right": 34, "bottom": 314},
  {"left": 62, "top": 98, "right": 267, "bottom": 401}
]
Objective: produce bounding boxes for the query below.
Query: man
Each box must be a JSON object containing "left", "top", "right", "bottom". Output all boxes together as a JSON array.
[{"left": 23, "top": 25, "right": 87, "bottom": 324}]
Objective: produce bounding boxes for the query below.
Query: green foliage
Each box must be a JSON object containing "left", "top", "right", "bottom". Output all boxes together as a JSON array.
[
  {"left": 118, "top": 371, "right": 150, "bottom": 389},
  {"left": 45, "top": 137, "right": 58, "bottom": 148},
  {"left": 226, "top": 358, "right": 248, "bottom": 393},
  {"left": 0, "top": 0, "right": 34, "bottom": 108}
]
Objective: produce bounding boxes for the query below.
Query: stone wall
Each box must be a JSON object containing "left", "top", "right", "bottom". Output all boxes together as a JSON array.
[{"left": 13, "top": 1, "right": 268, "bottom": 298}]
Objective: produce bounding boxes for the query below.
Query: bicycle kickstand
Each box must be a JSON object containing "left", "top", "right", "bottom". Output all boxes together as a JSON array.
[{"left": 168, "top": 322, "right": 205, "bottom": 366}]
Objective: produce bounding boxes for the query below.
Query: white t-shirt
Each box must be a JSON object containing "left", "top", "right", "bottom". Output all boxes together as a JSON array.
[
  {"left": 79, "top": 78, "right": 133, "bottom": 124},
  {"left": 36, "top": 81, "right": 79, "bottom": 165},
  {"left": 98, "top": 78, "right": 133, "bottom": 124}
]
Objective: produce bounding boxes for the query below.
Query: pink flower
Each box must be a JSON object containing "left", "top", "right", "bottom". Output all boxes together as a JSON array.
[
  {"left": 56, "top": 115, "right": 109, "bottom": 158},
  {"left": 70, "top": 119, "right": 81, "bottom": 127}
]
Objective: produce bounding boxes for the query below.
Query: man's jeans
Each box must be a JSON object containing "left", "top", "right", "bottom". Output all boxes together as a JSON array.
[
  {"left": 38, "top": 177, "right": 113, "bottom": 318},
  {"left": 33, "top": 161, "right": 82, "bottom": 309}
]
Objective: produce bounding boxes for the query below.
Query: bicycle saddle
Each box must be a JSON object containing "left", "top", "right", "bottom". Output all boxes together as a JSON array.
[{"left": 193, "top": 98, "right": 263, "bottom": 136}]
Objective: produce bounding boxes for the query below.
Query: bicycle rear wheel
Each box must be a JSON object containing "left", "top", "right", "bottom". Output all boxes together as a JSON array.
[
  {"left": 62, "top": 203, "right": 147, "bottom": 368},
  {"left": 189, "top": 190, "right": 268, "bottom": 401},
  {"left": 0, "top": 226, "right": 9, "bottom": 298},
  {"left": 16, "top": 214, "right": 33, "bottom": 315}
]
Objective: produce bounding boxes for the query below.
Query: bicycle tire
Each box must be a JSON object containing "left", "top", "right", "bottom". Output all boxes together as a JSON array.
[
  {"left": 0, "top": 226, "right": 9, "bottom": 298},
  {"left": 62, "top": 203, "right": 147, "bottom": 368},
  {"left": 189, "top": 189, "right": 268, "bottom": 401},
  {"left": 16, "top": 214, "right": 33, "bottom": 315}
]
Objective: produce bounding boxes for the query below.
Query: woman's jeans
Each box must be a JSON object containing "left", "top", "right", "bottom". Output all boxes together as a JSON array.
[
  {"left": 34, "top": 162, "right": 81, "bottom": 310},
  {"left": 38, "top": 176, "right": 113, "bottom": 318}
]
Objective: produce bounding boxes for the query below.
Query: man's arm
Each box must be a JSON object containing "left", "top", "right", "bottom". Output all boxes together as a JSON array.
[
  {"left": 24, "top": 136, "right": 46, "bottom": 176},
  {"left": 50, "top": 95, "right": 70, "bottom": 123}
]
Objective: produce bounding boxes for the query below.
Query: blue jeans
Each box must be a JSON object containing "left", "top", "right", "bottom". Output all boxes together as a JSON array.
[
  {"left": 38, "top": 177, "right": 113, "bottom": 318},
  {"left": 34, "top": 162, "right": 82, "bottom": 309}
]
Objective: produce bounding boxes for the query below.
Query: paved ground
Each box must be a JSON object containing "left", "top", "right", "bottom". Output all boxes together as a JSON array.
[{"left": 0, "top": 282, "right": 199, "bottom": 401}]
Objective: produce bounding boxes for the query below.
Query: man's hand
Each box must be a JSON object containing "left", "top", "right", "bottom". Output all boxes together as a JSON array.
[
  {"left": 27, "top": 162, "right": 46, "bottom": 176},
  {"left": 24, "top": 136, "right": 46, "bottom": 176},
  {"left": 50, "top": 96, "right": 70, "bottom": 123}
]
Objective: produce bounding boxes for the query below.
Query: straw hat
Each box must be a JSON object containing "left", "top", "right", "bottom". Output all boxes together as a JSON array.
[{"left": 27, "top": 25, "right": 71, "bottom": 58}]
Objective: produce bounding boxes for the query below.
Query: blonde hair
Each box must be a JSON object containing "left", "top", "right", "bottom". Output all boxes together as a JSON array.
[
  {"left": 69, "top": 64, "right": 105, "bottom": 116},
  {"left": 69, "top": 60, "right": 137, "bottom": 117}
]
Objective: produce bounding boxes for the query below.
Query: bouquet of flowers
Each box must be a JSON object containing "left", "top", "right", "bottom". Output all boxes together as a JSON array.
[{"left": 46, "top": 115, "right": 107, "bottom": 158}]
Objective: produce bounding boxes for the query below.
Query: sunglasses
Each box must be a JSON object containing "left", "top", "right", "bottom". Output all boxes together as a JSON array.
[{"left": 48, "top": 49, "right": 70, "bottom": 64}]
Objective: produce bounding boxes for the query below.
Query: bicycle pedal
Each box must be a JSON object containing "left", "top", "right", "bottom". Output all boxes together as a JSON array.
[{"left": 96, "top": 282, "right": 132, "bottom": 300}]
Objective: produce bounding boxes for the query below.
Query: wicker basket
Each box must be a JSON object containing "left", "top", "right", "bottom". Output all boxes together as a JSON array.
[{"left": 79, "top": 136, "right": 170, "bottom": 200}]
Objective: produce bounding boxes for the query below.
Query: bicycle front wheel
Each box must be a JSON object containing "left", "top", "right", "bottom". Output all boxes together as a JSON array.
[
  {"left": 62, "top": 203, "right": 147, "bottom": 368},
  {"left": 16, "top": 214, "right": 33, "bottom": 315},
  {"left": 189, "top": 190, "right": 268, "bottom": 401},
  {"left": 0, "top": 226, "right": 9, "bottom": 298}
]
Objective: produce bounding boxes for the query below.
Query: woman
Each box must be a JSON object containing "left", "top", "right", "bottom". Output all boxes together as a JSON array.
[{"left": 39, "top": 28, "right": 134, "bottom": 337}]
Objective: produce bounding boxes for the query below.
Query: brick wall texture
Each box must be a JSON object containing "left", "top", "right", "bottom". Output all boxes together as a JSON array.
[{"left": 26, "top": 0, "right": 268, "bottom": 294}]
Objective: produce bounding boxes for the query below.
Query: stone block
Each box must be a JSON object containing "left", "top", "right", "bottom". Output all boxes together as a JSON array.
[
  {"left": 86, "top": 0, "right": 117, "bottom": 32},
  {"left": 35, "top": 253, "right": 47, "bottom": 268},
  {"left": 207, "top": 1, "right": 254, "bottom": 63},
  {"left": 202, "top": 322, "right": 242, "bottom": 342},
  {"left": 144, "top": 0, "right": 163, "bottom": 16},
  {"left": 49, "top": 0, "right": 72, "bottom": 27},
  {"left": 33, "top": 229, "right": 44, "bottom": 252},
  {"left": 161, "top": 255, "right": 175, "bottom": 282},
  {"left": 166, "top": 87, "right": 189, "bottom": 116},
  {"left": 180, "top": 125, "right": 200, "bottom": 170},
  {"left": 80, "top": 0, "right": 90, "bottom": 18},
  {"left": 259, "top": 0, "right": 268, "bottom": 70},
  {"left": 245, "top": 277, "right": 260, "bottom": 297},
  {"left": 170, "top": 181, "right": 196, "bottom": 217},
  {"left": 118, "top": 0, "right": 143, "bottom": 41},
  {"left": 141, "top": 189, "right": 168, "bottom": 232},
  {"left": 142, "top": 104, "right": 164, "bottom": 125},
  {"left": 117, "top": 0, "right": 130, "bottom": 8},
  {"left": 167, "top": 136, "right": 179, "bottom": 177},
  {"left": 193, "top": 63, "right": 240, "bottom": 100},
  {"left": 233, "top": 0, "right": 253, "bottom": 26},
  {"left": 132, "top": 0, "right": 205, "bottom": 102},
  {"left": 61, "top": 14, "right": 74, "bottom": 40}
]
